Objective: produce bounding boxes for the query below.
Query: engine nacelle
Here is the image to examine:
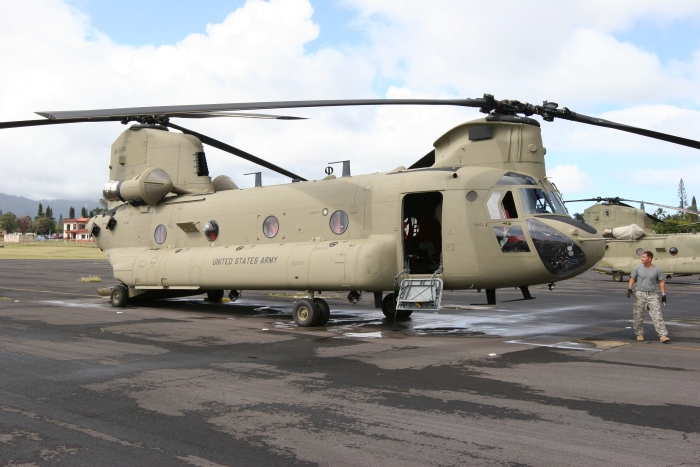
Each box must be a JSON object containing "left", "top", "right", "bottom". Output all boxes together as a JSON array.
[{"left": 103, "top": 167, "right": 173, "bottom": 206}]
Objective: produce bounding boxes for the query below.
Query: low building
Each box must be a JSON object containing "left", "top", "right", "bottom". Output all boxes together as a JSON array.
[{"left": 62, "top": 217, "right": 92, "bottom": 241}]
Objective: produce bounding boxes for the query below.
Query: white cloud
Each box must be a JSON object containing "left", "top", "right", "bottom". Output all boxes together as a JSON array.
[
  {"left": 1, "top": 0, "right": 700, "bottom": 201},
  {"left": 547, "top": 165, "right": 594, "bottom": 195}
]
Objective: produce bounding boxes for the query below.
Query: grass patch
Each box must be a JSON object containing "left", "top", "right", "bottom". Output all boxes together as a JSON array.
[
  {"left": 0, "top": 243, "right": 106, "bottom": 260},
  {"left": 0, "top": 297, "right": 11, "bottom": 301},
  {"left": 80, "top": 276, "right": 102, "bottom": 282}
]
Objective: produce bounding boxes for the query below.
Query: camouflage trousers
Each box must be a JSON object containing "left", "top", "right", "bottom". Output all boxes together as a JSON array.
[{"left": 633, "top": 291, "right": 668, "bottom": 337}]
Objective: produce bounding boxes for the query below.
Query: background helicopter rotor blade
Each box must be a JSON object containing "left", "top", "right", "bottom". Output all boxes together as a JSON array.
[
  {"left": 163, "top": 121, "right": 307, "bottom": 181},
  {"left": 617, "top": 198, "right": 700, "bottom": 216}
]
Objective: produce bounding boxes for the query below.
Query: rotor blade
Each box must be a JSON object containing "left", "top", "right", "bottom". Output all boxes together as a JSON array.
[
  {"left": 169, "top": 112, "right": 306, "bottom": 120},
  {"left": 0, "top": 117, "right": 122, "bottom": 129},
  {"left": 163, "top": 121, "right": 307, "bottom": 181},
  {"left": 563, "top": 198, "right": 609, "bottom": 204},
  {"left": 549, "top": 109, "right": 700, "bottom": 151},
  {"left": 618, "top": 198, "right": 700, "bottom": 216},
  {"left": 37, "top": 98, "right": 487, "bottom": 120}
]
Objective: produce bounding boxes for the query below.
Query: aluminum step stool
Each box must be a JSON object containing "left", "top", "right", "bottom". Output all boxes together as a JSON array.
[{"left": 396, "top": 270, "right": 443, "bottom": 312}]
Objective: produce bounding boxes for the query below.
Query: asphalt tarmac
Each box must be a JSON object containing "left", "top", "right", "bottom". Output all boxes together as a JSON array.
[{"left": 1, "top": 260, "right": 699, "bottom": 466}]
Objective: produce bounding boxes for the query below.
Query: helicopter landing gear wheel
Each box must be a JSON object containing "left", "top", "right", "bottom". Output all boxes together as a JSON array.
[
  {"left": 381, "top": 293, "right": 396, "bottom": 318},
  {"left": 612, "top": 272, "right": 623, "bottom": 282},
  {"left": 314, "top": 298, "right": 331, "bottom": 326},
  {"left": 207, "top": 290, "right": 224, "bottom": 301},
  {"left": 383, "top": 293, "right": 410, "bottom": 319},
  {"left": 110, "top": 284, "right": 128, "bottom": 308},
  {"left": 666, "top": 275, "right": 672, "bottom": 280},
  {"left": 228, "top": 290, "right": 241, "bottom": 302},
  {"left": 293, "top": 299, "right": 320, "bottom": 327}
]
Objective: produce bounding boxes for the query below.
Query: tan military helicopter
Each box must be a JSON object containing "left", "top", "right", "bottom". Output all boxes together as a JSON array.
[
  {"left": 567, "top": 197, "right": 700, "bottom": 282},
  {"left": 2, "top": 95, "right": 699, "bottom": 326}
]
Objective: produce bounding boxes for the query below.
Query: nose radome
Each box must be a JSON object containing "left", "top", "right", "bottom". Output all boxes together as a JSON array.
[{"left": 525, "top": 217, "right": 605, "bottom": 279}]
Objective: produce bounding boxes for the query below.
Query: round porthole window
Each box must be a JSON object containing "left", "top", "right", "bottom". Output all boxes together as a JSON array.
[
  {"left": 263, "top": 216, "right": 279, "bottom": 238},
  {"left": 466, "top": 191, "right": 478, "bottom": 202},
  {"left": 329, "top": 210, "right": 349, "bottom": 235},
  {"left": 636, "top": 248, "right": 644, "bottom": 256},
  {"left": 204, "top": 220, "right": 219, "bottom": 241},
  {"left": 154, "top": 224, "right": 167, "bottom": 244},
  {"left": 670, "top": 247, "right": 678, "bottom": 256}
]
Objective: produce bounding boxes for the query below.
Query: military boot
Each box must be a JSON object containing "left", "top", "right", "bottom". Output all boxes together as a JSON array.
[
  {"left": 660, "top": 336, "right": 670, "bottom": 343},
  {"left": 636, "top": 335, "right": 644, "bottom": 341}
]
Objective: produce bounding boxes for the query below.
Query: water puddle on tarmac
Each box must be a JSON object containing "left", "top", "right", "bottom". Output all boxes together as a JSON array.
[{"left": 43, "top": 300, "right": 107, "bottom": 309}]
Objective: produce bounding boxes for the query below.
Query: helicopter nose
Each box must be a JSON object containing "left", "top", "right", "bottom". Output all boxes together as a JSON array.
[{"left": 526, "top": 217, "right": 605, "bottom": 278}]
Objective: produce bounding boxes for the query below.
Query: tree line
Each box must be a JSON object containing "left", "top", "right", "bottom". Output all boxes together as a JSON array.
[{"left": 0, "top": 199, "right": 107, "bottom": 235}]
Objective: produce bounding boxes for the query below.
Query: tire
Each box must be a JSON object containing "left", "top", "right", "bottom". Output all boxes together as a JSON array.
[
  {"left": 381, "top": 293, "right": 397, "bottom": 318},
  {"left": 400, "top": 310, "right": 413, "bottom": 318},
  {"left": 293, "top": 298, "right": 320, "bottom": 327},
  {"left": 315, "top": 298, "right": 331, "bottom": 326},
  {"left": 612, "top": 272, "right": 623, "bottom": 282},
  {"left": 207, "top": 290, "right": 224, "bottom": 301},
  {"left": 110, "top": 284, "right": 128, "bottom": 307},
  {"left": 228, "top": 290, "right": 241, "bottom": 302}
]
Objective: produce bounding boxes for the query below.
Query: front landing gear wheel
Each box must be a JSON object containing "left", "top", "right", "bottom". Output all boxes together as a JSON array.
[
  {"left": 293, "top": 298, "right": 320, "bottom": 327},
  {"left": 612, "top": 272, "right": 623, "bottom": 282},
  {"left": 315, "top": 298, "right": 331, "bottom": 326},
  {"left": 207, "top": 290, "right": 224, "bottom": 301},
  {"left": 110, "top": 284, "right": 128, "bottom": 307}
]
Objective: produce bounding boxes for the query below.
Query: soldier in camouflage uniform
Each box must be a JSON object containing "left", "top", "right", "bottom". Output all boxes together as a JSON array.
[{"left": 627, "top": 250, "right": 669, "bottom": 343}]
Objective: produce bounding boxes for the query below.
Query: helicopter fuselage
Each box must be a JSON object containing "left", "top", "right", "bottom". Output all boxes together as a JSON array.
[{"left": 91, "top": 165, "right": 604, "bottom": 295}]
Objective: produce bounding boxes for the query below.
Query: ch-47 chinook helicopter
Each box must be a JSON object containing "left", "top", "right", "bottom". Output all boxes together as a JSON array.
[
  {"left": 3, "top": 94, "right": 700, "bottom": 326},
  {"left": 566, "top": 197, "right": 700, "bottom": 282}
]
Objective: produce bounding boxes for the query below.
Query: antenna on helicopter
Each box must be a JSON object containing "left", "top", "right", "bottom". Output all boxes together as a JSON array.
[
  {"left": 244, "top": 172, "right": 262, "bottom": 187},
  {"left": 328, "top": 161, "right": 351, "bottom": 177}
]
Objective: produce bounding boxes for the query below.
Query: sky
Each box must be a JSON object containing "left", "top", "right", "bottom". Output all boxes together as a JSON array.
[{"left": 1, "top": 0, "right": 700, "bottom": 215}]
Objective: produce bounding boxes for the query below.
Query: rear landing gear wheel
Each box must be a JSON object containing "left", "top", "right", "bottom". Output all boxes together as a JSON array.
[
  {"left": 228, "top": 290, "right": 241, "bottom": 301},
  {"left": 315, "top": 298, "right": 330, "bottom": 326},
  {"left": 612, "top": 272, "right": 623, "bottom": 282},
  {"left": 110, "top": 284, "right": 128, "bottom": 307},
  {"left": 293, "top": 298, "right": 320, "bottom": 327},
  {"left": 207, "top": 290, "right": 224, "bottom": 301}
]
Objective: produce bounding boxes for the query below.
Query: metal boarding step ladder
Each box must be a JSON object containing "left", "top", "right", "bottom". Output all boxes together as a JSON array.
[{"left": 396, "top": 267, "right": 444, "bottom": 313}]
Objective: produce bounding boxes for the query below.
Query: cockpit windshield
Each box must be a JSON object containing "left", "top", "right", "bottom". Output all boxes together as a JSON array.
[{"left": 519, "top": 188, "right": 568, "bottom": 215}]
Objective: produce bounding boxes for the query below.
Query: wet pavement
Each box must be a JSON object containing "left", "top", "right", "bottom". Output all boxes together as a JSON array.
[{"left": 1, "top": 260, "right": 699, "bottom": 466}]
